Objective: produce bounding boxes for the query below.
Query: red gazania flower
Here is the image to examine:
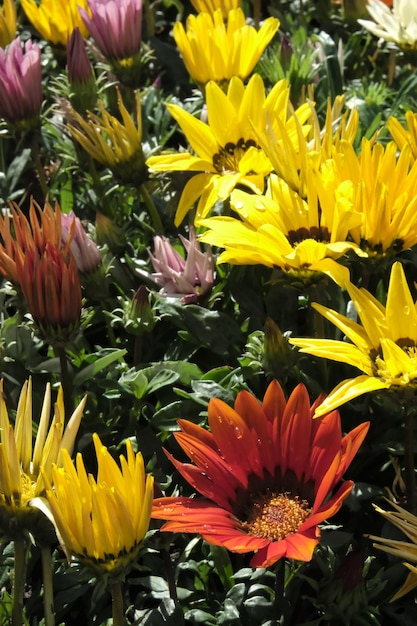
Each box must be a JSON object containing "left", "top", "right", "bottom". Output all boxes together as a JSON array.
[{"left": 152, "top": 381, "right": 369, "bottom": 567}]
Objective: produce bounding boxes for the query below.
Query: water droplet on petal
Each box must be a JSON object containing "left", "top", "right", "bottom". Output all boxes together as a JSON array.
[{"left": 234, "top": 426, "right": 243, "bottom": 439}]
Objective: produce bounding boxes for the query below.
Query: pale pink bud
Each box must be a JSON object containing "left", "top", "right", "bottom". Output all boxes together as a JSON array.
[
  {"left": 148, "top": 228, "right": 214, "bottom": 304},
  {"left": 61, "top": 211, "right": 102, "bottom": 275}
]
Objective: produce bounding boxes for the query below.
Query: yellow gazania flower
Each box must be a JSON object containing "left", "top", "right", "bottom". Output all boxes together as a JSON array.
[
  {"left": 190, "top": 0, "right": 241, "bottom": 19},
  {"left": 255, "top": 94, "right": 359, "bottom": 197},
  {"left": 0, "top": 0, "right": 17, "bottom": 48},
  {"left": 42, "top": 433, "right": 154, "bottom": 578},
  {"left": 199, "top": 168, "right": 365, "bottom": 287},
  {"left": 290, "top": 261, "right": 417, "bottom": 416},
  {"left": 358, "top": 0, "right": 417, "bottom": 50},
  {"left": 369, "top": 501, "right": 417, "bottom": 601},
  {"left": 173, "top": 8, "right": 279, "bottom": 88},
  {"left": 388, "top": 110, "right": 417, "bottom": 161},
  {"left": 67, "top": 87, "right": 146, "bottom": 184},
  {"left": 146, "top": 74, "right": 312, "bottom": 225},
  {"left": 21, "top": 0, "right": 90, "bottom": 46},
  {"left": 320, "top": 139, "right": 417, "bottom": 261},
  {"left": 0, "top": 378, "right": 86, "bottom": 539}
]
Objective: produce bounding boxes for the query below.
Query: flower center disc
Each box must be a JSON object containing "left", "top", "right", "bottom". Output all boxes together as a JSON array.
[
  {"left": 241, "top": 490, "right": 312, "bottom": 541},
  {"left": 212, "top": 138, "right": 258, "bottom": 173}
]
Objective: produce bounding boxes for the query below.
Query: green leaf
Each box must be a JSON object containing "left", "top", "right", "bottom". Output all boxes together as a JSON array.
[
  {"left": 73, "top": 349, "right": 127, "bottom": 388},
  {"left": 119, "top": 368, "right": 148, "bottom": 399}
]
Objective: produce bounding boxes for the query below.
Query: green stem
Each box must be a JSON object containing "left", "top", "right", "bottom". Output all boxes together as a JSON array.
[
  {"left": 110, "top": 580, "right": 126, "bottom": 626},
  {"left": 273, "top": 558, "right": 286, "bottom": 620},
  {"left": 133, "top": 335, "right": 142, "bottom": 367},
  {"left": 253, "top": 0, "right": 261, "bottom": 28},
  {"left": 55, "top": 345, "right": 73, "bottom": 418},
  {"left": 31, "top": 134, "right": 49, "bottom": 198},
  {"left": 12, "top": 539, "right": 27, "bottom": 626},
  {"left": 100, "top": 301, "right": 118, "bottom": 346},
  {"left": 140, "top": 184, "right": 163, "bottom": 233},
  {"left": 404, "top": 403, "right": 417, "bottom": 515},
  {"left": 41, "top": 546, "right": 55, "bottom": 626},
  {"left": 143, "top": 0, "right": 155, "bottom": 38},
  {"left": 87, "top": 155, "right": 114, "bottom": 218},
  {"left": 163, "top": 549, "right": 179, "bottom": 606}
]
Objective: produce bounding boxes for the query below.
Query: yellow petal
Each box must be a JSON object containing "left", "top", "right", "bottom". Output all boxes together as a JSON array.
[
  {"left": 313, "top": 375, "right": 388, "bottom": 417},
  {"left": 386, "top": 261, "right": 417, "bottom": 343}
]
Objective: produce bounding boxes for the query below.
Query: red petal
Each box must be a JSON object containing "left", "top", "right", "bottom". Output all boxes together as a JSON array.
[
  {"left": 262, "top": 379, "right": 286, "bottom": 424},
  {"left": 249, "top": 540, "right": 288, "bottom": 567},
  {"left": 208, "top": 398, "right": 259, "bottom": 481},
  {"left": 306, "top": 481, "right": 353, "bottom": 527},
  {"left": 313, "top": 451, "right": 341, "bottom": 508},
  {"left": 164, "top": 449, "right": 239, "bottom": 507},
  {"left": 177, "top": 419, "right": 218, "bottom": 452},
  {"left": 234, "top": 390, "right": 275, "bottom": 476},
  {"left": 284, "top": 528, "right": 319, "bottom": 561},
  {"left": 336, "top": 421, "right": 370, "bottom": 483},
  {"left": 280, "top": 384, "right": 312, "bottom": 479}
]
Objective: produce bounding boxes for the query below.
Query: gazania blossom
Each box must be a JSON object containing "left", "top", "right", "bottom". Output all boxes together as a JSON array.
[
  {"left": 67, "top": 87, "right": 146, "bottom": 184},
  {"left": 358, "top": 0, "right": 417, "bottom": 50},
  {"left": 318, "top": 139, "right": 417, "bottom": 262},
  {"left": 152, "top": 380, "right": 369, "bottom": 567},
  {"left": 17, "top": 242, "right": 82, "bottom": 346},
  {"left": 254, "top": 95, "right": 359, "bottom": 198},
  {"left": 190, "top": 0, "right": 241, "bottom": 18},
  {"left": 21, "top": 0, "right": 90, "bottom": 46},
  {"left": 0, "top": 37, "right": 42, "bottom": 129},
  {"left": 388, "top": 110, "right": 417, "bottom": 162},
  {"left": 369, "top": 501, "right": 417, "bottom": 601},
  {"left": 0, "top": 198, "right": 68, "bottom": 285},
  {"left": 0, "top": 0, "right": 16, "bottom": 49},
  {"left": 172, "top": 8, "right": 279, "bottom": 88},
  {"left": 200, "top": 171, "right": 365, "bottom": 287},
  {"left": 290, "top": 261, "right": 417, "bottom": 416},
  {"left": 148, "top": 227, "right": 214, "bottom": 303},
  {"left": 146, "top": 74, "right": 311, "bottom": 225},
  {"left": 0, "top": 199, "right": 82, "bottom": 345},
  {"left": 79, "top": 0, "right": 142, "bottom": 63},
  {"left": 0, "top": 378, "right": 86, "bottom": 539},
  {"left": 42, "top": 433, "right": 154, "bottom": 577}
]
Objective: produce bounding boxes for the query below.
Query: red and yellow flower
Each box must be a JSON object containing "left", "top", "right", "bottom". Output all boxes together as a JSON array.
[{"left": 152, "top": 381, "right": 369, "bottom": 567}]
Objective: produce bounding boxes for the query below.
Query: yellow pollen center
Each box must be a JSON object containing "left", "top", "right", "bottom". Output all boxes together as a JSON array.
[{"left": 241, "top": 490, "right": 312, "bottom": 541}]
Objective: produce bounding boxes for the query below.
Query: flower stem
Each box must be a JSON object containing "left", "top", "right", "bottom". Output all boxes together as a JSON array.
[
  {"left": 143, "top": 0, "right": 155, "bottom": 37},
  {"left": 273, "top": 558, "right": 286, "bottom": 620},
  {"left": 140, "top": 184, "right": 163, "bottom": 233},
  {"left": 31, "top": 133, "right": 49, "bottom": 198},
  {"left": 253, "top": 0, "right": 261, "bottom": 28},
  {"left": 110, "top": 580, "right": 126, "bottom": 626},
  {"left": 55, "top": 345, "right": 73, "bottom": 418},
  {"left": 404, "top": 404, "right": 417, "bottom": 515},
  {"left": 41, "top": 546, "right": 55, "bottom": 626},
  {"left": 12, "top": 539, "right": 27, "bottom": 626},
  {"left": 163, "top": 549, "right": 178, "bottom": 606}
]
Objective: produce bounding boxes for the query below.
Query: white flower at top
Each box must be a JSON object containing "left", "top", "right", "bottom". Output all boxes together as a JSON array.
[{"left": 358, "top": 0, "right": 417, "bottom": 49}]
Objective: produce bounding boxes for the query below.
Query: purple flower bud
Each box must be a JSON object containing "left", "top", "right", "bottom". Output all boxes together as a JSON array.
[
  {"left": 67, "top": 27, "right": 93, "bottom": 85},
  {"left": 148, "top": 228, "right": 214, "bottom": 304},
  {"left": 0, "top": 37, "right": 42, "bottom": 128},
  {"left": 66, "top": 27, "right": 97, "bottom": 111},
  {"left": 61, "top": 211, "right": 102, "bottom": 274},
  {"left": 79, "top": 0, "right": 142, "bottom": 62}
]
